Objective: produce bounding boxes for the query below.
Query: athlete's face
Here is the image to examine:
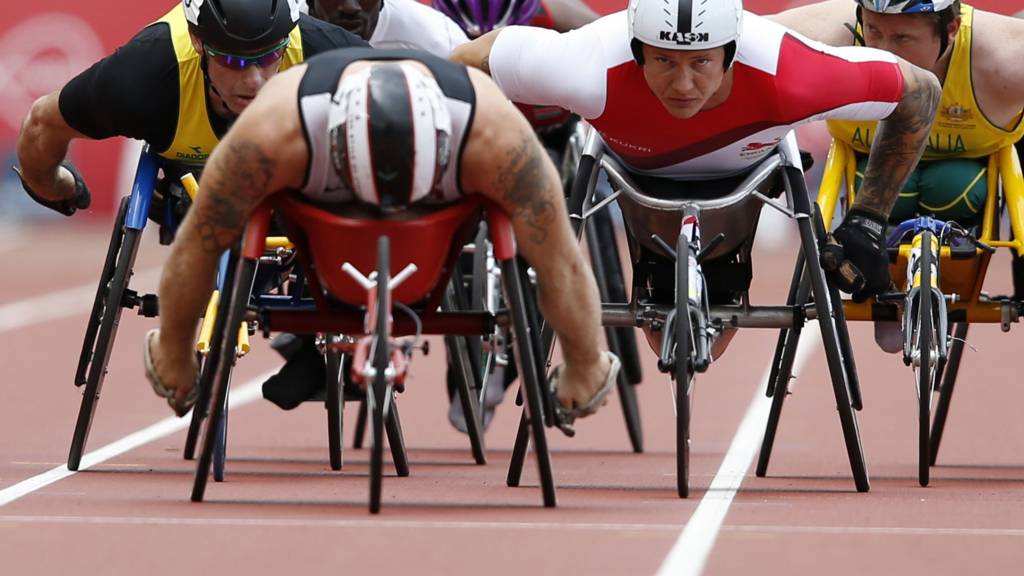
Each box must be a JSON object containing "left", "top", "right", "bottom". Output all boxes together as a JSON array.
[
  {"left": 313, "top": 0, "right": 383, "bottom": 40},
  {"left": 641, "top": 45, "right": 730, "bottom": 119},
  {"left": 861, "top": 11, "right": 959, "bottom": 71},
  {"left": 190, "top": 34, "right": 284, "bottom": 117}
]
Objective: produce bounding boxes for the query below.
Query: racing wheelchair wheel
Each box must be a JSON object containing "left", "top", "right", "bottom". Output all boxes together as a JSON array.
[
  {"left": 910, "top": 230, "right": 939, "bottom": 487},
  {"left": 674, "top": 234, "right": 694, "bottom": 499},
  {"left": 326, "top": 342, "right": 344, "bottom": 471},
  {"left": 368, "top": 236, "right": 390, "bottom": 514},
  {"left": 502, "top": 257, "right": 557, "bottom": 507},
  {"left": 184, "top": 253, "right": 238, "bottom": 461},
  {"left": 929, "top": 322, "right": 968, "bottom": 465},
  {"left": 191, "top": 250, "right": 255, "bottom": 502},
  {"left": 587, "top": 208, "right": 643, "bottom": 453},
  {"left": 69, "top": 197, "right": 142, "bottom": 470}
]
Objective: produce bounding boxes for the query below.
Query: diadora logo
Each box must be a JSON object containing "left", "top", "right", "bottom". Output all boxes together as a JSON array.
[
  {"left": 175, "top": 145, "right": 209, "bottom": 162},
  {"left": 658, "top": 31, "right": 709, "bottom": 45}
]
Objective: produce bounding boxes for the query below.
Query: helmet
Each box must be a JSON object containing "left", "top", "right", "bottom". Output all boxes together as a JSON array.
[
  {"left": 328, "top": 63, "right": 453, "bottom": 211},
  {"left": 854, "top": 0, "right": 960, "bottom": 60},
  {"left": 183, "top": 0, "right": 303, "bottom": 54},
  {"left": 854, "top": 0, "right": 956, "bottom": 13},
  {"left": 432, "top": 0, "right": 540, "bottom": 39},
  {"left": 628, "top": 0, "right": 743, "bottom": 66}
]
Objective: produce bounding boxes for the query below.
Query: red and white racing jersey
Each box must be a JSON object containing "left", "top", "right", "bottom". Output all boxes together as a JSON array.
[{"left": 489, "top": 11, "right": 904, "bottom": 179}]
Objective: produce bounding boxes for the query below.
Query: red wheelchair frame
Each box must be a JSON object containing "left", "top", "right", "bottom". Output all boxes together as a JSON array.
[{"left": 190, "top": 194, "right": 558, "bottom": 512}]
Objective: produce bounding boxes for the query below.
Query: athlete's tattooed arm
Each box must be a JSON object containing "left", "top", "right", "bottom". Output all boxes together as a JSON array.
[
  {"left": 194, "top": 141, "right": 276, "bottom": 254},
  {"left": 856, "top": 61, "right": 941, "bottom": 219},
  {"left": 494, "top": 134, "right": 558, "bottom": 244}
]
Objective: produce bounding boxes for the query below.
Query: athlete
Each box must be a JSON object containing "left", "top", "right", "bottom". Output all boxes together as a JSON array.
[
  {"left": 271, "top": 0, "right": 476, "bottom": 420},
  {"left": 15, "top": 0, "right": 366, "bottom": 217},
  {"left": 771, "top": 0, "right": 1024, "bottom": 306},
  {"left": 144, "top": 48, "right": 619, "bottom": 433},
  {"left": 452, "top": 0, "right": 941, "bottom": 308},
  {"left": 770, "top": 0, "right": 1024, "bottom": 225}
]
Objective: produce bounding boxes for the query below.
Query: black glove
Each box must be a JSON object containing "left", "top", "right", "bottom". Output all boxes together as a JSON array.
[
  {"left": 13, "top": 160, "right": 91, "bottom": 217},
  {"left": 820, "top": 208, "right": 892, "bottom": 302}
]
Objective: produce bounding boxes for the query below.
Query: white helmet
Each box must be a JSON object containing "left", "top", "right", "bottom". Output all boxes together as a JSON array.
[
  {"left": 628, "top": 0, "right": 743, "bottom": 62},
  {"left": 328, "top": 63, "right": 453, "bottom": 212},
  {"left": 855, "top": 0, "right": 956, "bottom": 14}
]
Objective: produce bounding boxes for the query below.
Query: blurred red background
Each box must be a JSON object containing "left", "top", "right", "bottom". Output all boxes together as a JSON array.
[{"left": 2, "top": 0, "right": 1022, "bottom": 220}]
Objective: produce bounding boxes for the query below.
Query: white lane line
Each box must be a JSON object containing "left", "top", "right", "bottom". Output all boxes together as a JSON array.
[
  {"left": 655, "top": 328, "right": 823, "bottom": 576},
  {"left": 0, "top": 268, "right": 160, "bottom": 334},
  {"left": 722, "top": 525, "right": 1024, "bottom": 537},
  {"left": 0, "top": 516, "right": 1012, "bottom": 538},
  {"left": 0, "top": 370, "right": 274, "bottom": 507},
  {"left": 0, "top": 515, "right": 684, "bottom": 531}
]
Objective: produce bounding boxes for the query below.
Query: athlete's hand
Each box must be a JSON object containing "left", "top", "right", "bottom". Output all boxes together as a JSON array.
[
  {"left": 820, "top": 209, "right": 892, "bottom": 302},
  {"left": 13, "top": 160, "right": 91, "bottom": 217}
]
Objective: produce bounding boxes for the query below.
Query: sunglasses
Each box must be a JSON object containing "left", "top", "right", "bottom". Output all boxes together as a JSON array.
[{"left": 204, "top": 38, "right": 290, "bottom": 71}]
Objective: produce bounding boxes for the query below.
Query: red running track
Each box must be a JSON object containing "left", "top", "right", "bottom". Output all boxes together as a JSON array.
[{"left": 2, "top": 222, "right": 1024, "bottom": 575}]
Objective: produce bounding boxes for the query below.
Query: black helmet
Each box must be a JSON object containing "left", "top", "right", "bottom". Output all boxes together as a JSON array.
[{"left": 183, "top": 0, "right": 301, "bottom": 54}]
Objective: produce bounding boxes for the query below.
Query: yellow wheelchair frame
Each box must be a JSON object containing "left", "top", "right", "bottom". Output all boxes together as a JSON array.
[
  {"left": 765, "top": 139, "right": 1024, "bottom": 486},
  {"left": 820, "top": 141, "right": 1024, "bottom": 325}
]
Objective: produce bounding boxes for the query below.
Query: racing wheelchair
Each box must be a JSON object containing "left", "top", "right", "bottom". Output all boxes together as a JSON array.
[
  {"left": 69, "top": 146, "right": 488, "bottom": 478},
  {"left": 189, "top": 193, "right": 558, "bottom": 513},
  {"left": 757, "top": 140, "right": 1024, "bottom": 487},
  {"left": 508, "top": 126, "right": 870, "bottom": 497}
]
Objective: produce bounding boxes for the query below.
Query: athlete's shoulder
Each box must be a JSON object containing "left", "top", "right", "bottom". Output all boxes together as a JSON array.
[
  {"left": 734, "top": 12, "right": 791, "bottom": 73},
  {"left": 969, "top": 9, "right": 1024, "bottom": 100},
  {"left": 738, "top": 11, "right": 895, "bottom": 77},
  {"left": 370, "top": 0, "right": 468, "bottom": 55},
  {"left": 299, "top": 12, "right": 370, "bottom": 53}
]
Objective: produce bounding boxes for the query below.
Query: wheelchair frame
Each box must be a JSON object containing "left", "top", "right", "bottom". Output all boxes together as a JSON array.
[
  {"left": 190, "top": 196, "right": 559, "bottom": 512},
  {"left": 509, "top": 126, "right": 871, "bottom": 496},
  {"left": 759, "top": 140, "right": 1024, "bottom": 486},
  {"left": 69, "top": 148, "right": 165, "bottom": 470}
]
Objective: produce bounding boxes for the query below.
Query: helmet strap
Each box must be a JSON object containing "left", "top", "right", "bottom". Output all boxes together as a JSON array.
[
  {"left": 851, "top": 6, "right": 867, "bottom": 46},
  {"left": 630, "top": 38, "right": 645, "bottom": 66}
]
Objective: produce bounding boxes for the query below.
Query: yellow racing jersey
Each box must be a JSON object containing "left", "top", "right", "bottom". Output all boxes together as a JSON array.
[
  {"left": 156, "top": 6, "right": 304, "bottom": 165},
  {"left": 827, "top": 4, "right": 1024, "bottom": 160}
]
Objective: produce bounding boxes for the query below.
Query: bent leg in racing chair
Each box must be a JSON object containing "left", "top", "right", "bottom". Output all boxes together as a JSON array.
[{"left": 191, "top": 194, "right": 558, "bottom": 512}]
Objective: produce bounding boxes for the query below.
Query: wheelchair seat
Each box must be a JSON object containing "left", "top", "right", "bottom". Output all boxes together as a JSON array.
[{"left": 275, "top": 194, "right": 485, "bottom": 307}]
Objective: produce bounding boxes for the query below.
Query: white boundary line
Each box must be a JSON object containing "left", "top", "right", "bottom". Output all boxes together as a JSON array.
[
  {"left": 0, "top": 516, "right": 1012, "bottom": 538},
  {"left": 0, "top": 268, "right": 160, "bottom": 334},
  {"left": 0, "top": 370, "right": 274, "bottom": 507},
  {"left": 655, "top": 329, "right": 823, "bottom": 576}
]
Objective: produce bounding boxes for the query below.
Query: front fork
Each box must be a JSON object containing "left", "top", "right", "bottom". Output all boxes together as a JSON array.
[
  {"left": 658, "top": 208, "right": 713, "bottom": 374},
  {"left": 902, "top": 231, "right": 948, "bottom": 366}
]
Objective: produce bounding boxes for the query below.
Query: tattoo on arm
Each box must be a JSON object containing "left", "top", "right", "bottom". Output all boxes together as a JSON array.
[
  {"left": 857, "top": 65, "right": 940, "bottom": 218},
  {"left": 195, "top": 141, "right": 276, "bottom": 254},
  {"left": 496, "top": 133, "right": 557, "bottom": 244}
]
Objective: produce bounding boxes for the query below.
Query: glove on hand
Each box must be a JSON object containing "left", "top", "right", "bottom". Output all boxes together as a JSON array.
[
  {"left": 14, "top": 160, "right": 91, "bottom": 217},
  {"left": 820, "top": 208, "right": 892, "bottom": 302}
]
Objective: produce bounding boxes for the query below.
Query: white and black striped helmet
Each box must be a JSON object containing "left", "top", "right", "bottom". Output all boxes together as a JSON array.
[
  {"left": 328, "top": 63, "right": 453, "bottom": 211},
  {"left": 628, "top": 0, "right": 743, "bottom": 60}
]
